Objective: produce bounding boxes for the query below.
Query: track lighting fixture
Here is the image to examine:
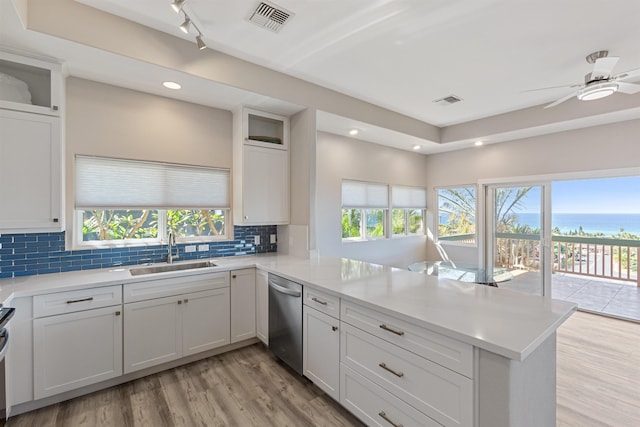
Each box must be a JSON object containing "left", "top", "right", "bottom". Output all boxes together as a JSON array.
[
  {"left": 196, "top": 33, "right": 206, "bottom": 50},
  {"left": 171, "top": 0, "right": 186, "bottom": 13},
  {"left": 179, "top": 15, "right": 191, "bottom": 34},
  {"left": 170, "top": 1, "right": 207, "bottom": 51}
]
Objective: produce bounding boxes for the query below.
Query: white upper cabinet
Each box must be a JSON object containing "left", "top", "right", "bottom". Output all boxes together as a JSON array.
[
  {"left": 0, "top": 109, "right": 63, "bottom": 232},
  {"left": 0, "top": 49, "right": 63, "bottom": 117},
  {"left": 233, "top": 107, "right": 290, "bottom": 225},
  {"left": 0, "top": 49, "right": 64, "bottom": 233}
]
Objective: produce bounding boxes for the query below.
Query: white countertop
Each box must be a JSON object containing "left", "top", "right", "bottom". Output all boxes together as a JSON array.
[{"left": 0, "top": 254, "right": 576, "bottom": 361}]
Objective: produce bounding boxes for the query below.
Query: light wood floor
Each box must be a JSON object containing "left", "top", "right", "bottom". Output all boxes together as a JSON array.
[
  {"left": 9, "top": 311, "right": 639, "bottom": 426},
  {"left": 557, "top": 311, "right": 640, "bottom": 427},
  {"left": 7, "top": 344, "right": 363, "bottom": 427}
]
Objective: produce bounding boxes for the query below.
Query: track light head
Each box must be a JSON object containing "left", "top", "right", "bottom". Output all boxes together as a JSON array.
[
  {"left": 179, "top": 16, "right": 191, "bottom": 34},
  {"left": 196, "top": 34, "right": 206, "bottom": 50},
  {"left": 171, "top": 0, "right": 186, "bottom": 13}
]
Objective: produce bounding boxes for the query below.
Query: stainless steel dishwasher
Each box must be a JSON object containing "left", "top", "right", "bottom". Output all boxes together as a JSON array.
[{"left": 268, "top": 274, "right": 303, "bottom": 375}]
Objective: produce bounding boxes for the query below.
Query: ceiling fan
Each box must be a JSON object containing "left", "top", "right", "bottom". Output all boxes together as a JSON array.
[{"left": 525, "top": 51, "right": 640, "bottom": 108}]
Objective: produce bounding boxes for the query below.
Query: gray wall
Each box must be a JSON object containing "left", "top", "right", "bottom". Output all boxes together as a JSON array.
[{"left": 316, "top": 131, "right": 429, "bottom": 268}]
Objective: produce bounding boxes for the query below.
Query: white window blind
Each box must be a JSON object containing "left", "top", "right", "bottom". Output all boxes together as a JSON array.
[
  {"left": 342, "top": 180, "right": 388, "bottom": 208},
  {"left": 392, "top": 185, "right": 427, "bottom": 208},
  {"left": 75, "top": 156, "right": 230, "bottom": 209}
]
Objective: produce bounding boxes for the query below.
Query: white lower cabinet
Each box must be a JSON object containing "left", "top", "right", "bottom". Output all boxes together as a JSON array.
[
  {"left": 230, "top": 268, "right": 256, "bottom": 343},
  {"left": 341, "top": 365, "right": 441, "bottom": 427},
  {"left": 33, "top": 305, "right": 123, "bottom": 399},
  {"left": 124, "top": 288, "right": 230, "bottom": 374},
  {"left": 255, "top": 269, "right": 269, "bottom": 344},
  {"left": 303, "top": 305, "right": 340, "bottom": 401}
]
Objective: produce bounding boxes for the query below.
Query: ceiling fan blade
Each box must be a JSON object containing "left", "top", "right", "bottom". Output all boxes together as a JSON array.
[
  {"left": 616, "top": 82, "right": 640, "bottom": 94},
  {"left": 592, "top": 56, "right": 619, "bottom": 79},
  {"left": 544, "top": 91, "right": 578, "bottom": 109},
  {"left": 522, "top": 83, "right": 581, "bottom": 93},
  {"left": 613, "top": 67, "right": 640, "bottom": 82}
]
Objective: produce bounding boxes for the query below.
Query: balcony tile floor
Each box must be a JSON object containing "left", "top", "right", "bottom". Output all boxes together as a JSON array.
[{"left": 509, "top": 272, "right": 640, "bottom": 322}]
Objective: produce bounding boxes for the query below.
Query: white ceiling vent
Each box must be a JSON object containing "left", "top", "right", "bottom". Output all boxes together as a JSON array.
[
  {"left": 433, "top": 95, "right": 463, "bottom": 106},
  {"left": 248, "top": 1, "right": 294, "bottom": 33}
]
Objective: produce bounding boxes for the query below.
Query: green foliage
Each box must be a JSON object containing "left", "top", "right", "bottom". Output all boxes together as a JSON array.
[
  {"left": 392, "top": 209, "right": 405, "bottom": 235},
  {"left": 82, "top": 210, "right": 157, "bottom": 241},
  {"left": 342, "top": 209, "right": 361, "bottom": 238},
  {"left": 365, "top": 209, "right": 384, "bottom": 237}
]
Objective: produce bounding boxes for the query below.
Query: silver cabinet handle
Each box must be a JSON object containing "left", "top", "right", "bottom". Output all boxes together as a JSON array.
[
  {"left": 379, "top": 324, "right": 404, "bottom": 336},
  {"left": 378, "top": 362, "right": 404, "bottom": 378},
  {"left": 66, "top": 297, "right": 94, "bottom": 304},
  {"left": 378, "top": 411, "right": 403, "bottom": 427},
  {"left": 311, "top": 297, "right": 327, "bottom": 305}
]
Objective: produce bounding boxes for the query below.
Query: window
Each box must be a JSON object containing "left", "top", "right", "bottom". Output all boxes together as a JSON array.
[
  {"left": 391, "top": 185, "right": 426, "bottom": 236},
  {"left": 341, "top": 180, "right": 388, "bottom": 240},
  {"left": 437, "top": 186, "right": 476, "bottom": 244},
  {"left": 75, "top": 156, "right": 230, "bottom": 247}
]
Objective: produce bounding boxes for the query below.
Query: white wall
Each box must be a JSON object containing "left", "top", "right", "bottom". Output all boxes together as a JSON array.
[
  {"left": 65, "top": 77, "right": 232, "bottom": 244},
  {"left": 425, "top": 118, "right": 640, "bottom": 261},
  {"left": 316, "top": 131, "right": 429, "bottom": 268}
]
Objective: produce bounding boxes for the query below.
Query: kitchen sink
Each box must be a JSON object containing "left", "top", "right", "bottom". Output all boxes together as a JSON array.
[{"left": 130, "top": 260, "right": 217, "bottom": 276}]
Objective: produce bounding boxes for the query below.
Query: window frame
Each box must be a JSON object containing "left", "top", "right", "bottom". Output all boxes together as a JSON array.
[{"left": 436, "top": 184, "right": 478, "bottom": 246}]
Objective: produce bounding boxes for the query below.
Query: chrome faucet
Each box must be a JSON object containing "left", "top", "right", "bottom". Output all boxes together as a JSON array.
[{"left": 167, "top": 231, "right": 177, "bottom": 264}]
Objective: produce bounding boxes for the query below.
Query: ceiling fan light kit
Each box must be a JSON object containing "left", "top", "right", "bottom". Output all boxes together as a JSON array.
[
  {"left": 577, "top": 82, "right": 618, "bottom": 101},
  {"left": 527, "top": 50, "right": 640, "bottom": 108}
]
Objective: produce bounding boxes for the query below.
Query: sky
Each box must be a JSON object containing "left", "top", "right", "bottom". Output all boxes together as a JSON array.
[{"left": 517, "top": 176, "right": 640, "bottom": 214}]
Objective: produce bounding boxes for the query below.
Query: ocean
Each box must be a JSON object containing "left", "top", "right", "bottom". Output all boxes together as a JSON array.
[{"left": 514, "top": 213, "right": 640, "bottom": 236}]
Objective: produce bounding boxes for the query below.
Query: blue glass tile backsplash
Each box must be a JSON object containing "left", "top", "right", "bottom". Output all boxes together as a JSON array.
[{"left": 0, "top": 226, "right": 277, "bottom": 279}]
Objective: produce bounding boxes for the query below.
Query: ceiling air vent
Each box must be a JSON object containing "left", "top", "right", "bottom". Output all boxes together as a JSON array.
[
  {"left": 433, "top": 95, "right": 463, "bottom": 106},
  {"left": 248, "top": 1, "right": 294, "bottom": 33}
]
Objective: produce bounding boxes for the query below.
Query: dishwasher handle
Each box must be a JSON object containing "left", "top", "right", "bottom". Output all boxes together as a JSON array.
[{"left": 269, "top": 280, "right": 302, "bottom": 297}]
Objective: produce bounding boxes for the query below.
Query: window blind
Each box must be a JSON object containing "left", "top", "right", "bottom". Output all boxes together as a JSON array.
[
  {"left": 75, "top": 156, "right": 230, "bottom": 209},
  {"left": 392, "top": 185, "right": 427, "bottom": 208},
  {"left": 341, "top": 180, "right": 388, "bottom": 208}
]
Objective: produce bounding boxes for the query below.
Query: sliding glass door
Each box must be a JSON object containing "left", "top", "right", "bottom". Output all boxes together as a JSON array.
[{"left": 484, "top": 182, "right": 552, "bottom": 297}]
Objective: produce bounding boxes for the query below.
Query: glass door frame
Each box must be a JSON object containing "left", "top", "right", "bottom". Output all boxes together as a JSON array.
[{"left": 479, "top": 179, "right": 553, "bottom": 298}]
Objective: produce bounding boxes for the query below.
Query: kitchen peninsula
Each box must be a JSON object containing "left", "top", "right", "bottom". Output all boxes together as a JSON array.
[{"left": 0, "top": 254, "right": 575, "bottom": 427}]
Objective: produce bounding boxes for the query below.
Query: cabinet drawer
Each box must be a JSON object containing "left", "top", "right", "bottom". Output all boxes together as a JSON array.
[
  {"left": 304, "top": 287, "right": 340, "bottom": 318},
  {"left": 33, "top": 285, "right": 122, "bottom": 317},
  {"left": 125, "top": 271, "right": 229, "bottom": 303},
  {"left": 341, "top": 301, "right": 473, "bottom": 377},
  {"left": 341, "top": 323, "right": 472, "bottom": 427},
  {"left": 341, "top": 364, "right": 441, "bottom": 427}
]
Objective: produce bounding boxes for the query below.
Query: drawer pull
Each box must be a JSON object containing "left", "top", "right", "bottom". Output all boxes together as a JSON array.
[
  {"left": 378, "top": 411, "right": 403, "bottom": 427},
  {"left": 379, "top": 362, "right": 404, "bottom": 378},
  {"left": 331, "top": 326, "right": 338, "bottom": 331},
  {"left": 178, "top": 300, "right": 182, "bottom": 305},
  {"left": 379, "top": 324, "right": 404, "bottom": 336},
  {"left": 66, "top": 297, "right": 94, "bottom": 304},
  {"left": 115, "top": 311, "right": 121, "bottom": 316},
  {"left": 311, "top": 297, "right": 328, "bottom": 305},
  {"left": 184, "top": 299, "right": 188, "bottom": 303}
]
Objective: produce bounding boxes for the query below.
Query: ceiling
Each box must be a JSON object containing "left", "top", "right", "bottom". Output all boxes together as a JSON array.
[{"left": 2, "top": 0, "right": 640, "bottom": 153}]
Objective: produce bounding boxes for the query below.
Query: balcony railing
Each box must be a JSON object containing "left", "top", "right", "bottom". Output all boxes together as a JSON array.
[{"left": 439, "top": 233, "right": 640, "bottom": 286}]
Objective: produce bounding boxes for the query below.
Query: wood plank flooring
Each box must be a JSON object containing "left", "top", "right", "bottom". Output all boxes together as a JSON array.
[
  {"left": 557, "top": 311, "right": 640, "bottom": 427},
  {"left": 9, "top": 311, "right": 639, "bottom": 426},
  {"left": 7, "top": 344, "right": 363, "bottom": 427}
]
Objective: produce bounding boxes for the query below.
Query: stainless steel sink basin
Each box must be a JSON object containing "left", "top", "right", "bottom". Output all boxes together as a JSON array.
[{"left": 130, "top": 260, "right": 217, "bottom": 276}]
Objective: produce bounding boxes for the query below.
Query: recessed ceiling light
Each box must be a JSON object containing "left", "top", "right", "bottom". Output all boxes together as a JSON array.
[
  {"left": 412, "top": 144, "right": 421, "bottom": 150},
  {"left": 163, "top": 81, "right": 181, "bottom": 90},
  {"left": 474, "top": 141, "right": 483, "bottom": 146},
  {"left": 349, "top": 129, "right": 359, "bottom": 136}
]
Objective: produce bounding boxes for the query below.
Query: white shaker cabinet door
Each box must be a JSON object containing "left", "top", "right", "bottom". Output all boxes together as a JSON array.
[
  {"left": 33, "top": 306, "right": 123, "bottom": 399},
  {"left": 303, "top": 305, "right": 340, "bottom": 401},
  {"left": 182, "top": 288, "right": 231, "bottom": 356},
  {"left": 0, "top": 109, "right": 62, "bottom": 232},
  {"left": 230, "top": 268, "right": 256, "bottom": 343},
  {"left": 255, "top": 269, "right": 269, "bottom": 345},
  {"left": 242, "top": 145, "right": 289, "bottom": 225},
  {"left": 124, "top": 295, "right": 181, "bottom": 374}
]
